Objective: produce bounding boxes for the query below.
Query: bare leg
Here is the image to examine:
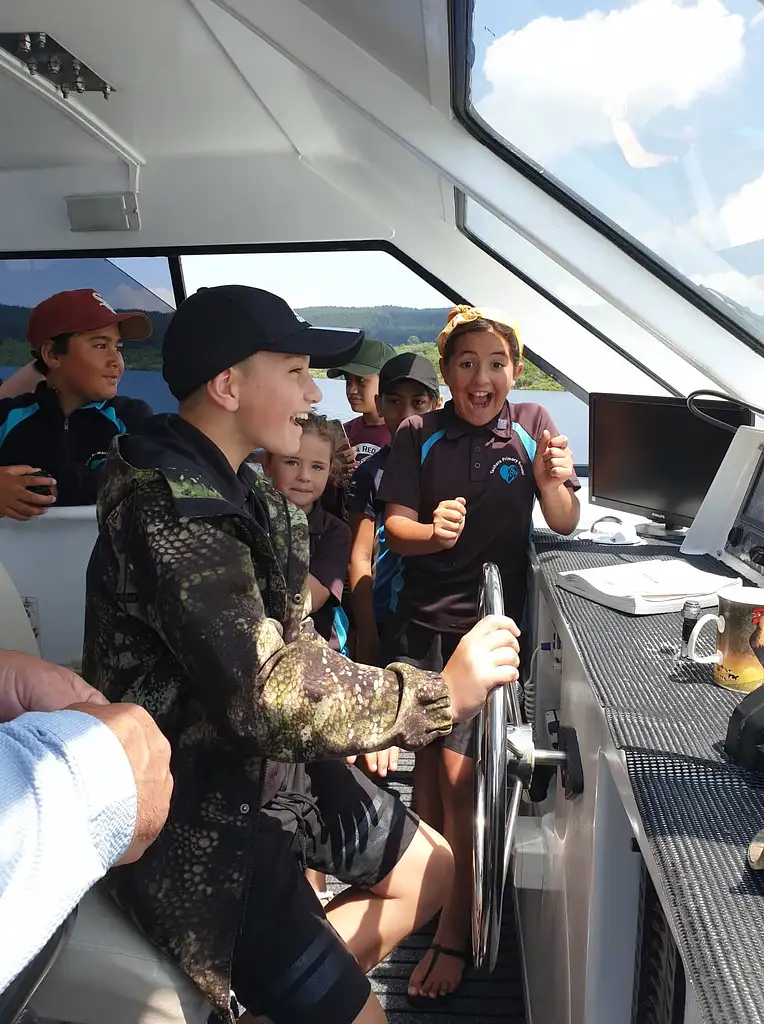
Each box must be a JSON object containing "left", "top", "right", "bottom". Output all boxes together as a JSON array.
[
  {"left": 411, "top": 741, "right": 444, "bottom": 832},
  {"left": 407, "top": 747, "right": 473, "bottom": 998},
  {"left": 304, "top": 868, "right": 330, "bottom": 903},
  {"left": 353, "top": 991, "right": 388, "bottom": 1023},
  {"left": 323, "top": 818, "right": 453, "bottom": 972}
]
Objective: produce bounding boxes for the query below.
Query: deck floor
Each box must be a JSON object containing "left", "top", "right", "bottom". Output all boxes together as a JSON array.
[{"left": 328, "top": 752, "right": 527, "bottom": 1024}]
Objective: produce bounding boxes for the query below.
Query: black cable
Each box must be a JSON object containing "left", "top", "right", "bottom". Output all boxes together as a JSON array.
[{"left": 686, "top": 390, "right": 764, "bottom": 433}]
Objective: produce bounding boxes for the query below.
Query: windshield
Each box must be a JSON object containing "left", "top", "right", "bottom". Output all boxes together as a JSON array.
[
  {"left": 461, "top": 195, "right": 719, "bottom": 396},
  {"left": 466, "top": 0, "right": 764, "bottom": 342}
]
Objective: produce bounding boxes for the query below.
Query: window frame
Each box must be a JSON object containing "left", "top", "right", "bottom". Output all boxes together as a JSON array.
[
  {"left": 454, "top": 191, "right": 681, "bottom": 398},
  {"left": 0, "top": 238, "right": 588, "bottom": 401},
  {"left": 448, "top": 0, "right": 764, "bottom": 358}
]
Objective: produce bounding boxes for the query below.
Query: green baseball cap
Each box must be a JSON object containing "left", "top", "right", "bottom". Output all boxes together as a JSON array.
[{"left": 326, "top": 337, "right": 397, "bottom": 378}]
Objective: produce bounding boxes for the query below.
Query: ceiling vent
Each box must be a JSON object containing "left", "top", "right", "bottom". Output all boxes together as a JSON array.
[
  {"left": 65, "top": 192, "right": 140, "bottom": 232},
  {"left": 0, "top": 32, "right": 114, "bottom": 99}
]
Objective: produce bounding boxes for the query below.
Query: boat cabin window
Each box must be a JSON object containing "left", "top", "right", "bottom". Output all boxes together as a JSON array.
[
  {"left": 180, "top": 246, "right": 586, "bottom": 456},
  {"left": 457, "top": 0, "right": 764, "bottom": 347},
  {"left": 458, "top": 194, "right": 719, "bottom": 398},
  {"left": 0, "top": 256, "right": 175, "bottom": 373}
]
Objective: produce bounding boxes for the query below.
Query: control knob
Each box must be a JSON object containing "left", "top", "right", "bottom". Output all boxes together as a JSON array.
[
  {"left": 728, "top": 525, "right": 744, "bottom": 548},
  {"left": 750, "top": 546, "right": 764, "bottom": 567}
]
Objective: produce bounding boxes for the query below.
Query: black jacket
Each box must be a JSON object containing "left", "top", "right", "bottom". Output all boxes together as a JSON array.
[
  {"left": 0, "top": 382, "right": 152, "bottom": 506},
  {"left": 83, "top": 414, "right": 451, "bottom": 1020}
]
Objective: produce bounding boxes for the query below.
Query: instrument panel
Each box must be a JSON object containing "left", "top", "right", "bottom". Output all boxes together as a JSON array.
[
  {"left": 682, "top": 426, "right": 764, "bottom": 586},
  {"left": 725, "top": 453, "right": 764, "bottom": 573}
]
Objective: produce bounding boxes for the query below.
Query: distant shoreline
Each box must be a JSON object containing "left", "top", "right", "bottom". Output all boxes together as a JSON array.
[
  {"left": 310, "top": 339, "right": 563, "bottom": 390},
  {"left": 0, "top": 304, "right": 563, "bottom": 391}
]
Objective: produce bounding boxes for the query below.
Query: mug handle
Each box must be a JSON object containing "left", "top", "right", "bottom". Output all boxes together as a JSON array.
[{"left": 687, "top": 613, "right": 723, "bottom": 664}]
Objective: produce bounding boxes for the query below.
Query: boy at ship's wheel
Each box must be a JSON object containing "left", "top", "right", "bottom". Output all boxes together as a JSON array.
[{"left": 83, "top": 285, "right": 522, "bottom": 1024}]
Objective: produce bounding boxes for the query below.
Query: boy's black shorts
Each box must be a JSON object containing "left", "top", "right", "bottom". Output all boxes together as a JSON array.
[
  {"left": 230, "top": 759, "right": 419, "bottom": 1022},
  {"left": 381, "top": 615, "right": 474, "bottom": 757}
]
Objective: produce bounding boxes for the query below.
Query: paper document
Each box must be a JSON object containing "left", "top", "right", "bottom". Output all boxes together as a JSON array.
[{"left": 557, "top": 558, "right": 742, "bottom": 614}]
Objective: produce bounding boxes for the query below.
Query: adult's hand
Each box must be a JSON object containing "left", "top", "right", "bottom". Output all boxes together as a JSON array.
[
  {"left": 67, "top": 702, "right": 173, "bottom": 865},
  {"left": 0, "top": 650, "right": 107, "bottom": 722}
]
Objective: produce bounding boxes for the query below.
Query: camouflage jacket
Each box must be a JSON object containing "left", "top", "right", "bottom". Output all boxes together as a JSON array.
[{"left": 82, "top": 416, "right": 452, "bottom": 1021}]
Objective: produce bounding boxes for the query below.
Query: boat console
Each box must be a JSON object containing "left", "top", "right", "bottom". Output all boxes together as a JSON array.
[{"left": 683, "top": 425, "right": 764, "bottom": 586}]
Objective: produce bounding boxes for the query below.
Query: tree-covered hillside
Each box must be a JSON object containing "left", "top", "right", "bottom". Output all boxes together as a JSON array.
[{"left": 0, "top": 303, "right": 562, "bottom": 389}]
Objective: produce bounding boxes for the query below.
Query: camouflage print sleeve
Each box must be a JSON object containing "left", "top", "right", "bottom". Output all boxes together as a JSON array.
[{"left": 136, "top": 502, "right": 453, "bottom": 761}]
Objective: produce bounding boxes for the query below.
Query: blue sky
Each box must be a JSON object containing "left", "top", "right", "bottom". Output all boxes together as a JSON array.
[
  {"left": 469, "top": 0, "right": 764, "bottom": 317},
  {"left": 109, "top": 252, "right": 450, "bottom": 310},
  {"left": 0, "top": 252, "right": 449, "bottom": 313}
]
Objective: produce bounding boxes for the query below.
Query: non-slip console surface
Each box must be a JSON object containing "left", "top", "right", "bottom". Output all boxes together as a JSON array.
[{"left": 534, "top": 534, "right": 764, "bottom": 1024}]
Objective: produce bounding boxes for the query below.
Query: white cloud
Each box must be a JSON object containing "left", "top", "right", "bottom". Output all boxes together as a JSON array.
[
  {"left": 478, "top": 0, "right": 745, "bottom": 163},
  {"left": 691, "top": 270, "right": 764, "bottom": 314},
  {"left": 109, "top": 283, "right": 174, "bottom": 312},
  {"left": 153, "top": 286, "right": 177, "bottom": 308},
  {"left": 715, "top": 170, "right": 764, "bottom": 248}
]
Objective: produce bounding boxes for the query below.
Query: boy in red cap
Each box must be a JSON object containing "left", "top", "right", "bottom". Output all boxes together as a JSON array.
[{"left": 0, "top": 289, "right": 153, "bottom": 518}]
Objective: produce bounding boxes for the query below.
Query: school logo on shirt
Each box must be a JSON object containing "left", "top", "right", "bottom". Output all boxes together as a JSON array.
[
  {"left": 491, "top": 455, "right": 524, "bottom": 485},
  {"left": 355, "top": 442, "right": 381, "bottom": 461}
]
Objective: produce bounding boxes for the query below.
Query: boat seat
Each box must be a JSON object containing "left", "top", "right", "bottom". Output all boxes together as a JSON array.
[
  {"left": 31, "top": 887, "right": 211, "bottom": 1024},
  {"left": 0, "top": 561, "right": 39, "bottom": 656}
]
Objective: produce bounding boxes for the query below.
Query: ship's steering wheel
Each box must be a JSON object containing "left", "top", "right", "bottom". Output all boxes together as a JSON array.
[{"left": 472, "top": 563, "right": 578, "bottom": 972}]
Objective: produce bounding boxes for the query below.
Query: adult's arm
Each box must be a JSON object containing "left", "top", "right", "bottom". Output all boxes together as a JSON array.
[
  {"left": 0, "top": 363, "right": 44, "bottom": 399},
  {"left": 0, "top": 709, "right": 137, "bottom": 992}
]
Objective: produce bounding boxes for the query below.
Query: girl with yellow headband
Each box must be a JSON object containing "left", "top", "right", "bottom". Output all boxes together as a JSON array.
[{"left": 377, "top": 304, "right": 581, "bottom": 1005}]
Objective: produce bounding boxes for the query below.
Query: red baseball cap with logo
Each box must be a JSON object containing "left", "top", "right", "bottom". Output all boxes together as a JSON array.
[{"left": 27, "top": 289, "right": 153, "bottom": 352}]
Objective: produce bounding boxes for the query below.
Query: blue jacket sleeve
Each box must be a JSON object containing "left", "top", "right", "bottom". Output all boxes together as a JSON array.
[{"left": 0, "top": 710, "right": 137, "bottom": 991}]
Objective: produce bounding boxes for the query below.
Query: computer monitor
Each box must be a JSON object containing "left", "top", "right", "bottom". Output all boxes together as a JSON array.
[{"left": 589, "top": 394, "right": 754, "bottom": 539}]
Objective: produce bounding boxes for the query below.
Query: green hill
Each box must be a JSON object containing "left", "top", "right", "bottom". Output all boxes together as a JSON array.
[
  {"left": 300, "top": 306, "right": 561, "bottom": 389},
  {"left": 0, "top": 303, "right": 562, "bottom": 389}
]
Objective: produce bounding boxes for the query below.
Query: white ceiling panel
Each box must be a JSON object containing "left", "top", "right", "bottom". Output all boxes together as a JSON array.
[
  {"left": 298, "top": 0, "right": 431, "bottom": 98},
  {"left": 0, "top": 0, "right": 292, "bottom": 159},
  {"left": 0, "top": 72, "right": 121, "bottom": 169}
]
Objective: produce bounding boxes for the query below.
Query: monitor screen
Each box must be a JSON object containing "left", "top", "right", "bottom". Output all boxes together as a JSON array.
[{"left": 589, "top": 394, "right": 754, "bottom": 528}]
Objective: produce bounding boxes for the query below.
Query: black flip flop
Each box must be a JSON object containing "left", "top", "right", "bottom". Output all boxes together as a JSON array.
[{"left": 405, "top": 943, "right": 470, "bottom": 1008}]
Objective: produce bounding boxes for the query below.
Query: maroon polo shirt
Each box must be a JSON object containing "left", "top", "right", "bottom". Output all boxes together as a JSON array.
[
  {"left": 307, "top": 503, "right": 351, "bottom": 650},
  {"left": 344, "top": 416, "right": 391, "bottom": 464},
  {"left": 377, "top": 400, "right": 580, "bottom": 632}
]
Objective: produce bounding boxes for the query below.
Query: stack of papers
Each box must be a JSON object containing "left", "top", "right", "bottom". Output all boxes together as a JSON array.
[{"left": 556, "top": 559, "right": 741, "bottom": 615}]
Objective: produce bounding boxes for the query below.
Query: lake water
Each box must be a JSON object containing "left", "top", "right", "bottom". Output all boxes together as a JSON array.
[
  {"left": 318, "top": 381, "right": 589, "bottom": 460},
  {"left": 0, "top": 368, "right": 589, "bottom": 463}
]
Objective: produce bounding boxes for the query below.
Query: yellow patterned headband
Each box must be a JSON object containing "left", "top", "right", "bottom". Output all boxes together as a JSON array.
[{"left": 436, "top": 305, "right": 523, "bottom": 359}]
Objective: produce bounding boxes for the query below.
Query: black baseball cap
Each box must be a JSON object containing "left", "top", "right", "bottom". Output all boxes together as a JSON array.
[
  {"left": 162, "top": 285, "right": 364, "bottom": 400},
  {"left": 379, "top": 352, "right": 440, "bottom": 394}
]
